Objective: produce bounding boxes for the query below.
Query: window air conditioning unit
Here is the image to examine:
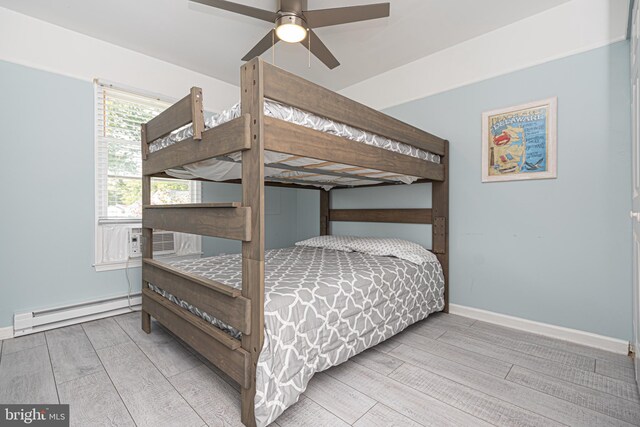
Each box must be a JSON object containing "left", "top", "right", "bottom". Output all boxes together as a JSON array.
[{"left": 129, "top": 228, "right": 176, "bottom": 257}]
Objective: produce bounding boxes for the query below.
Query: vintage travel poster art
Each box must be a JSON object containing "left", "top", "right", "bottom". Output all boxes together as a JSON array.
[{"left": 482, "top": 97, "right": 557, "bottom": 182}]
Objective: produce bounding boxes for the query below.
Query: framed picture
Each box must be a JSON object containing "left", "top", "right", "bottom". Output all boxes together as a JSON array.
[{"left": 482, "top": 97, "right": 557, "bottom": 182}]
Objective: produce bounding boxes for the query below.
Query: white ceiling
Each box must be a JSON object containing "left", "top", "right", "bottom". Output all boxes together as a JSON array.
[{"left": 0, "top": 0, "right": 571, "bottom": 90}]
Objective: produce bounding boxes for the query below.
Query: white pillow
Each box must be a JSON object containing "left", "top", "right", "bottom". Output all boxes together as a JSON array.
[{"left": 295, "top": 235, "right": 356, "bottom": 252}]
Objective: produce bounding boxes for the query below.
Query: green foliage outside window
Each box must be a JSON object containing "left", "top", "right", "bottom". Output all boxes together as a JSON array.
[{"left": 103, "top": 91, "right": 193, "bottom": 218}]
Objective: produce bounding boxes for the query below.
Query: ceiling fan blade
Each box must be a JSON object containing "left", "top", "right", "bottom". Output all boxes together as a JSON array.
[
  {"left": 242, "top": 30, "right": 280, "bottom": 61},
  {"left": 302, "top": 30, "right": 340, "bottom": 69},
  {"left": 304, "top": 3, "right": 390, "bottom": 28},
  {"left": 190, "top": 0, "right": 278, "bottom": 22}
]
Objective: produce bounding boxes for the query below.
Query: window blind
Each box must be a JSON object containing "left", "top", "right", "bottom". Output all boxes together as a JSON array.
[
  {"left": 94, "top": 81, "right": 202, "bottom": 268},
  {"left": 95, "top": 83, "right": 197, "bottom": 222}
]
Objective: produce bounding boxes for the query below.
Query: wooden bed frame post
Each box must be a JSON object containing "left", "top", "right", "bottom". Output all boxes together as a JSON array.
[
  {"left": 240, "top": 58, "right": 266, "bottom": 427},
  {"left": 432, "top": 140, "right": 449, "bottom": 313},
  {"left": 141, "top": 123, "right": 152, "bottom": 333},
  {"left": 320, "top": 189, "right": 330, "bottom": 235}
]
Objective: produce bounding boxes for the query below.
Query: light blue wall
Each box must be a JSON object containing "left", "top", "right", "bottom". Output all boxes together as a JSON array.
[
  {"left": 200, "top": 183, "right": 309, "bottom": 256},
  {"left": 0, "top": 60, "right": 141, "bottom": 328},
  {"left": 331, "top": 41, "right": 632, "bottom": 340}
]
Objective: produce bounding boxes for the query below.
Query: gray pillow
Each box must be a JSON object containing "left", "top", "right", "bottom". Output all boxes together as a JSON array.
[{"left": 295, "top": 235, "right": 438, "bottom": 265}]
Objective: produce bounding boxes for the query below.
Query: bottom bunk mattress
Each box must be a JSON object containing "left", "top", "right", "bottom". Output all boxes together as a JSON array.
[{"left": 149, "top": 245, "right": 444, "bottom": 426}]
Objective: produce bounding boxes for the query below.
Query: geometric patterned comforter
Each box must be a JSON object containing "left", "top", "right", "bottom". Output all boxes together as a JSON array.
[{"left": 149, "top": 246, "right": 444, "bottom": 426}]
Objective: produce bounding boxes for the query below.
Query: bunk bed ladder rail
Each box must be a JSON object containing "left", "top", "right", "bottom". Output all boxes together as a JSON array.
[
  {"left": 139, "top": 206, "right": 255, "bottom": 389},
  {"left": 139, "top": 87, "right": 256, "bottom": 392}
]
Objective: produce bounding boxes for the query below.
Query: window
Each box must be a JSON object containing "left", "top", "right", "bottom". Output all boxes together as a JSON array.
[{"left": 95, "top": 82, "right": 200, "bottom": 270}]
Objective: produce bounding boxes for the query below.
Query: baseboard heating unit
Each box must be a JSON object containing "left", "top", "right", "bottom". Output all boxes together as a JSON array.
[{"left": 13, "top": 293, "right": 141, "bottom": 337}]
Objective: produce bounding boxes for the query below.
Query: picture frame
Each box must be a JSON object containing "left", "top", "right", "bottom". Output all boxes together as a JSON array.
[{"left": 481, "top": 97, "right": 557, "bottom": 182}]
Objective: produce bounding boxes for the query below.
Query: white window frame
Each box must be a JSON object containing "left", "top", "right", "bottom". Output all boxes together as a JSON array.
[{"left": 94, "top": 80, "right": 201, "bottom": 271}]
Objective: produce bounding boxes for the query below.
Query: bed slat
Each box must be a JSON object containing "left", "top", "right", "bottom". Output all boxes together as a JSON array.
[
  {"left": 330, "top": 208, "right": 433, "bottom": 224},
  {"left": 144, "top": 258, "right": 241, "bottom": 297},
  {"left": 143, "top": 114, "right": 251, "bottom": 175},
  {"left": 264, "top": 117, "right": 445, "bottom": 181},
  {"left": 267, "top": 162, "right": 400, "bottom": 184},
  {"left": 142, "top": 288, "right": 250, "bottom": 388},
  {"left": 143, "top": 258, "right": 251, "bottom": 334},
  {"left": 143, "top": 205, "right": 251, "bottom": 241},
  {"left": 143, "top": 202, "right": 241, "bottom": 209},
  {"left": 262, "top": 61, "right": 446, "bottom": 156}
]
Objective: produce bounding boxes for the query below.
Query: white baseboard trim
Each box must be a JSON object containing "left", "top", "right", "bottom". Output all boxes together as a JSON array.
[
  {"left": 13, "top": 293, "right": 141, "bottom": 337},
  {"left": 448, "top": 304, "right": 630, "bottom": 355},
  {"left": 0, "top": 326, "right": 13, "bottom": 340}
]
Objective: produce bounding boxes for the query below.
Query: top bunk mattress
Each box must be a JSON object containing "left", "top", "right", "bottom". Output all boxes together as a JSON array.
[{"left": 148, "top": 100, "right": 441, "bottom": 189}]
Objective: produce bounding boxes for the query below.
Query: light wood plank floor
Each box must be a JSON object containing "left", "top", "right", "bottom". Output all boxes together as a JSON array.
[{"left": 0, "top": 312, "right": 638, "bottom": 426}]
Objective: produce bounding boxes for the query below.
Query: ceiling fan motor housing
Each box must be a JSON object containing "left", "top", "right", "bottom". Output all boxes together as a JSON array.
[
  {"left": 279, "top": 0, "right": 307, "bottom": 15},
  {"left": 276, "top": 14, "right": 306, "bottom": 28}
]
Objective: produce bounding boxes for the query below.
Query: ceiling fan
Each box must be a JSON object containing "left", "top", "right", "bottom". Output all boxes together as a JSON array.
[{"left": 190, "top": 0, "right": 391, "bottom": 69}]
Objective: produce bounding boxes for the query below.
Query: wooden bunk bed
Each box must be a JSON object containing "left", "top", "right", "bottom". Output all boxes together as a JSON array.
[{"left": 139, "top": 58, "right": 449, "bottom": 427}]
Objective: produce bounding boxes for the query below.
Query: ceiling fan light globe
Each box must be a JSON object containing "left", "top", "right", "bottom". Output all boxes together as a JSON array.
[{"left": 275, "top": 15, "right": 307, "bottom": 43}]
